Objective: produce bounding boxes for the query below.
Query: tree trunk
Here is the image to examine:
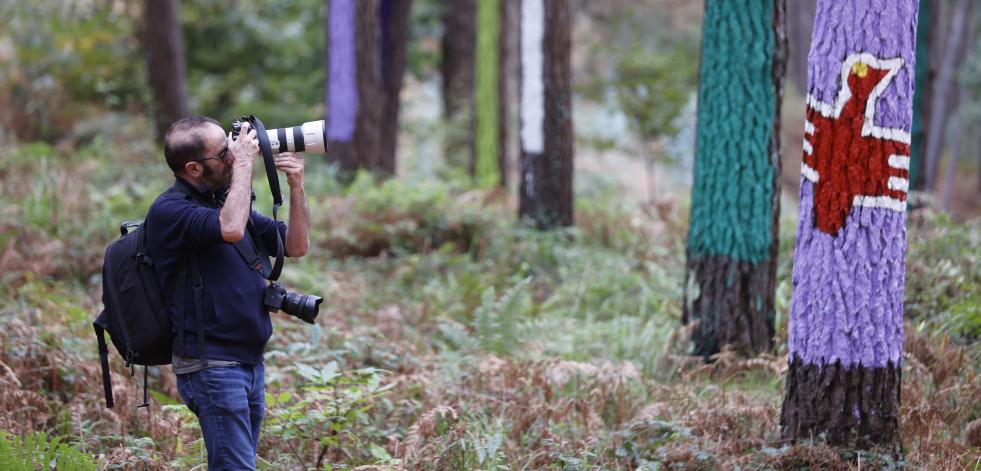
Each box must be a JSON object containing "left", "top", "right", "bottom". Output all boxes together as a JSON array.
[
  {"left": 442, "top": 0, "right": 476, "bottom": 171},
  {"left": 923, "top": 0, "right": 970, "bottom": 198},
  {"left": 941, "top": 22, "right": 975, "bottom": 211},
  {"left": 683, "top": 0, "right": 786, "bottom": 359},
  {"left": 498, "top": 0, "right": 520, "bottom": 189},
  {"left": 327, "top": 0, "right": 405, "bottom": 179},
  {"left": 379, "top": 0, "right": 413, "bottom": 177},
  {"left": 475, "top": 0, "right": 502, "bottom": 188},
  {"left": 787, "top": 0, "right": 815, "bottom": 95},
  {"left": 518, "top": 0, "right": 573, "bottom": 229},
  {"left": 941, "top": 104, "right": 963, "bottom": 211},
  {"left": 326, "top": 0, "right": 359, "bottom": 177},
  {"left": 781, "top": 0, "right": 918, "bottom": 455},
  {"left": 145, "top": 0, "right": 188, "bottom": 144},
  {"left": 354, "top": 0, "right": 385, "bottom": 174},
  {"left": 909, "top": 0, "right": 934, "bottom": 197}
]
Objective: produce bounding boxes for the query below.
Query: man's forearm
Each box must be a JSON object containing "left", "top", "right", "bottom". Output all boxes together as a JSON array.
[
  {"left": 219, "top": 165, "right": 252, "bottom": 242},
  {"left": 283, "top": 186, "right": 310, "bottom": 257}
]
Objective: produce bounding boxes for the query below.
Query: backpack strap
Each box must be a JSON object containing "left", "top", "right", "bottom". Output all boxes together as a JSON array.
[
  {"left": 190, "top": 256, "right": 207, "bottom": 367},
  {"left": 175, "top": 259, "right": 188, "bottom": 357},
  {"left": 174, "top": 256, "right": 206, "bottom": 366},
  {"left": 138, "top": 366, "right": 150, "bottom": 408},
  {"left": 94, "top": 323, "right": 114, "bottom": 408}
]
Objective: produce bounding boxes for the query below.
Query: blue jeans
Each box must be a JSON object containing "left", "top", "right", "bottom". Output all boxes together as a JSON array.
[{"left": 176, "top": 363, "right": 265, "bottom": 470}]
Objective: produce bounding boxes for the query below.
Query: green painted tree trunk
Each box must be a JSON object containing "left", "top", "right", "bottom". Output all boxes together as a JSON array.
[
  {"left": 909, "top": 0, "right": 932, "bottom": 196},
  {"left": 683, "top": 0, "right": 787, "bottom": 359},
  {"left": 475, "top": 0, "right": 502, "bottom": 189}
]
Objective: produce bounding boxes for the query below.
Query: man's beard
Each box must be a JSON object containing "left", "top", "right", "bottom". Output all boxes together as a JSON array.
[{"left": 201, "top": 161, "right": 231, "bottom": 189}]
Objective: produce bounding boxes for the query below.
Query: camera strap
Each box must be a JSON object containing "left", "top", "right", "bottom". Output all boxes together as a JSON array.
[
  {"left": 230, "top": 216, "right": 283, "bottom": 282},
  {"left": 246, "top": 115, "right": 285, "bottom": 281}
]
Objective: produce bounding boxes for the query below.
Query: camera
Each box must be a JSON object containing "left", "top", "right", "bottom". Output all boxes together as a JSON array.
[
  {"left": 263, "top": 282, "right": 322, "bottom": 324},
  {"left": 231, "top": 116, "right": 328, "bottom": 154}
]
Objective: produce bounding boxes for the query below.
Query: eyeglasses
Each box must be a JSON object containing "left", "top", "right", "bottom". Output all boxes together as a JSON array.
[{"left": 193, "top": 146, "right": 228, "bottom": 164}]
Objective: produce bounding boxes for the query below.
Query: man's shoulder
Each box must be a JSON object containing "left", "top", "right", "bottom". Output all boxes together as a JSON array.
[{"left": 149, "top": 188, "right": 189, "bottom": 214}]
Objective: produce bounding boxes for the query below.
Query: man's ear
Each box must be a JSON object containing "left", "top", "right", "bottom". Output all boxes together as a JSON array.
[{"left": 183, "top": 161, "right": 203, "bottom": 178}]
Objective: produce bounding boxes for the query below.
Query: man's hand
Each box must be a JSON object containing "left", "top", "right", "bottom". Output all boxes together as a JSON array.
[
  {"left": 275, "top": 152, "right": 305, "bottom": 188},
  {"left": 220, "top": 121, "right": 259, "bottom": 243},
  {"left": 228, "top": 121, "right": 259, "bottom": 169}
]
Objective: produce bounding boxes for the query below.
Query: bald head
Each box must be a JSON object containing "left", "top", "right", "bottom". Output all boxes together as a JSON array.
[{"left": 164, "top": 116, "right": 223, "bottom": 174}]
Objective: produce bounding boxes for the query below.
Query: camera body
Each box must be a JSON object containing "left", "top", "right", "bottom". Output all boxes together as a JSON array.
[
  {"left": 263, "top": 281, "right": 322, "bottom": 324},
  {"left": 231, "top": 116, "right": 327, "bottom": 154}
]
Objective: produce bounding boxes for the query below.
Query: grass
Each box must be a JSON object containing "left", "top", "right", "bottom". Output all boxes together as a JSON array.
[{"left": 0, "top": 116, "right": 980, "bottom": 470}]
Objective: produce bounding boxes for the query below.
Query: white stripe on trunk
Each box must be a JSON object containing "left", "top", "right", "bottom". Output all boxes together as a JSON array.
[{"left": 520, "top": 0, "right": 545, "bottom": 154}]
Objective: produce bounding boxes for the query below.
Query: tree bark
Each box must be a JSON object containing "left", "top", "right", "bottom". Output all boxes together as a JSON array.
[
  {"left": 354, "top": 0, "right": 385, "bottom": 174},
  {"left": 326, "top": 0, "right": 406, "bottom": 179},
  {"left": 518, "top": 0, "right": 573, "bottom": 229},
  {"left": 498, "top": 0, "right": 520, "bottom": 189},
  {"left": 781, "top": 0, "right": 918, "bottom": 455},
  {"left": 145, "top": 0, "right": 188, "bottom": 144},
  {"left": 787, "top": 0, "right": 815, "bottom": 95},
  {"left": 379, "top": 0, "right": 413, "bottom": 177},
  {"left": 683, "top": 0, "right": 786, "bottom": 359},
  {"left": 475, "top": 0, "right": 502, "bottom": 188},
  {"left": 326, "top": 0, "right": 359, "bottom": 177},
  {"left": 442, "top": 0, "right": 476, "bottom": 171},
  {"left": 923, "top": 0, "right": 970, "bottom": 197},
  {"left": 909, "top": 0, "right": 934, "bottom": 197}
]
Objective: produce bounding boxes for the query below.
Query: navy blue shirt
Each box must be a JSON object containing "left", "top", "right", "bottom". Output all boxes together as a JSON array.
[{"left": 146, "top": 177, "right": 287, "bottom": 365}]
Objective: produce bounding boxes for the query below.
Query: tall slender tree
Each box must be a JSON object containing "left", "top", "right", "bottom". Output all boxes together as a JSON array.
[
  {"left": 442, "top": 0, "right": 476, "bottom": 171},
  {"left": 909, "top": 0, "right": 934, "bottom": 197},
  {"left": 498, "top": 0, "right": 519, "bottom": 189},
  {"left": 518, "top": 0, "right": 572, "bottom": 229},
  {"left": 683, "top": 0, "right": 787, "bottom": 359},
  {"left": 326, "top": 0, "right": 359, "bottom": 175},
  {"left": 326, "top": 0, "right": 411, "bottom": 179},
  {"left": 379, "top": 0, "right": 413, "bottom": 176},
  {"left": 788, "top": 0, "right": 816, "bottom": 95},
  {"left": 440, "top": 0, "right": 514, "bottom": 188},
  {"left": 922, "top": 0, "right": 971, "bottom": 197},
  {"left": 145, "top": 0, "right": 188, "bottom": 144},
  {"left": 475, "top": 0, "right": 502, "bottom": 188},
  {"left": 780, "top": 0, "right": 919, "bottom": 453}
]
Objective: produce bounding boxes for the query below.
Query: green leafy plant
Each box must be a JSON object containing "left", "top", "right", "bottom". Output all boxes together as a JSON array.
[
  {"left": 262, "top": 361, "right": 397, "bottom": 469},
  {"left": 0, "top": 431, "right": 101, "bottom": 471}
]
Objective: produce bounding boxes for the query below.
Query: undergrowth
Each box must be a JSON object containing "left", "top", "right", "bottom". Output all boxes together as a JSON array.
[{"left": 0, "top": 125, "right": 980, "bottom": 470}]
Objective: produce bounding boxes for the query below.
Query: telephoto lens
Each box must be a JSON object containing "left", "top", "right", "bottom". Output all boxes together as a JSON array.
[
  {"left": 263, "top": 282, "right": 323, "bottom": 324},
  {"left": 232, "top": 117, "right": 327, "bottom": 154},
  {"left": 265, "top": 120, "right": 327, "bottom": 154}
]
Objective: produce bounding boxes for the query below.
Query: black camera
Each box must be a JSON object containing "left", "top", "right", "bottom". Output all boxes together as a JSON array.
[{"left": 263, "top": 282, "right": 322, "bottom": 324}]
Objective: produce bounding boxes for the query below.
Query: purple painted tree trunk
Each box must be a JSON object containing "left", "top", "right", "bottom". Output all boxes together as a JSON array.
[
  {"left": 327, "top": 0, "right": 359, "bottom": 175},
  {"left": 780, "top": 0, "right": 919, "bottom": 454},
  {"left": 326, "top": 0, "right": 409, "bottom": 179}
]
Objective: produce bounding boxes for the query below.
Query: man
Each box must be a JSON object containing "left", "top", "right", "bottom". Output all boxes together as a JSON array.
[{"left": 146, "top": 116, "right": 310, "bottom": 469}]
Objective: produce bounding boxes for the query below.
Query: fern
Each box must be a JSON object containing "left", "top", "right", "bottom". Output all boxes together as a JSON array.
[
  {"left": 471, "top": 277, "right": 533, "bottom": 356},
  {"left": 0, "top": 431, "right": 100, "bottom": 471}
]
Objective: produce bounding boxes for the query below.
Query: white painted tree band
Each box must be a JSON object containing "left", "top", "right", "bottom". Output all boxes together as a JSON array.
[{"left": 520, "top": 0, "right": 545, "bottom": 155}]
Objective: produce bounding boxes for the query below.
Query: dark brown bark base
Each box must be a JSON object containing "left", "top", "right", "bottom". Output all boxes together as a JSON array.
[
  {"left": 683, "top": 254, "right": 776, "bottom": 359},
  {"left": 781, "top": 355, "right": 903, "bottom": 456}
]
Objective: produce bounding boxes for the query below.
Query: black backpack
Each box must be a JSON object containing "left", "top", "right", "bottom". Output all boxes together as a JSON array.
[{"left": 93, "top": 217, "right": 201, "bottom": 409}]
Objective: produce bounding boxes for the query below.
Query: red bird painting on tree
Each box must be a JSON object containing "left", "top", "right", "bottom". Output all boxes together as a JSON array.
[{"left": 803, "top": 53, "right": 911, "bottom": 236}]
